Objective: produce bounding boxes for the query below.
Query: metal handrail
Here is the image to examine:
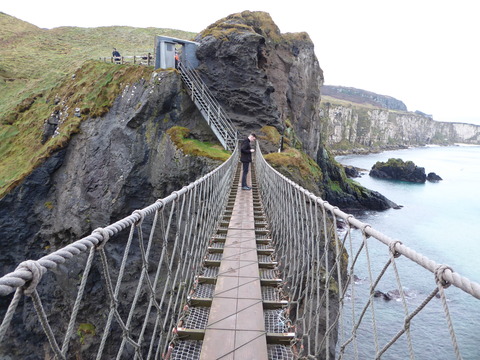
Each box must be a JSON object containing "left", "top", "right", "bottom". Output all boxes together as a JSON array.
[{"left": 177, "top": 62, "right": 237, "bottom": 151}]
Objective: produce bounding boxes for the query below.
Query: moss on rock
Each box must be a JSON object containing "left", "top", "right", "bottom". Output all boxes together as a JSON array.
[{"left": 166, "top": 126, "right": 231, "bottom": 161}]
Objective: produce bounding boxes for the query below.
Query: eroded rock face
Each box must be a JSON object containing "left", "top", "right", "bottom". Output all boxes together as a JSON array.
[
  {"left": 321, "top": 101, "right": 480, "bottom": 154},
  {"left": 1, "top": 71, "right": 218, "bottom": 263},
  {"left": 195, "top": 11, "right": 324, "bottom": 159},
  {"left": 193, "top": 11, "right": 397, "bottom": 211},
  {"left": 0, "top": 70, "right": 221, "bottom": 358}
]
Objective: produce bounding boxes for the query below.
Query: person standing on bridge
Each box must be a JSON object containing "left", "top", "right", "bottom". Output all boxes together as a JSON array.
[{"left": 240, "top": 133, "right": 257, "bottom": 190}]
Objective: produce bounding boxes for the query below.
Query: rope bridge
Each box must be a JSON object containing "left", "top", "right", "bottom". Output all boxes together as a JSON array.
[
  {"left": 1, "top": 143, "right": 480, "bottom": 359},
  {"left": 0, "top": 146, "right": 239, "bottom": 359},
  {"left": 253, "top": 143, "right": 480, "bottom": 359}
]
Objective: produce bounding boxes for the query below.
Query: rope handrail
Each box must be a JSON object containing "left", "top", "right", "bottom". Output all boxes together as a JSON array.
[
  {"left": 253, "top": 142, "right": 479, "bottom": 359},
  {"left": 0, "top": 145, "right": 239, "bottom": 359},
  {"left": 254, "top": 143, "right": 480, "bottom": 298},
  {"left": 1, "top": 137, "right": 479, "bottom": 359},
  {"left": 0, "top": 166, "right": 227, "bottom": 297}
]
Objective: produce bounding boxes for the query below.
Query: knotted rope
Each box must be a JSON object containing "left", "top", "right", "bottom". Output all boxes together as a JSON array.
[
  {"left": 0, "top": 145, "right": 239, "bottom": 359},
  {"left": 253, "top": 143, "right": 479, "bottom": 359}
]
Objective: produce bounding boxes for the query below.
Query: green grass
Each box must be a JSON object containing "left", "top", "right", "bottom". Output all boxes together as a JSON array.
[
  {"left": 0, "top": 12, "right": 198, "bottom": 198},
  {"left": 0, "top": 12, "right": 195, "bottom": 120},
  {"left": 199, "top": 11, "right": 283, "bottom": 42},
  {"left": 320, "top": 95, "right": 410, "bottom": 115},
  {"left": 264, "top": 146, "right": 322, "bottom": 182},
  {"left": 0, "top": 61, "right": 155, "bottom": 197},
  {"left": 166, "top": 126, "right": 231, "bottom": 161}
]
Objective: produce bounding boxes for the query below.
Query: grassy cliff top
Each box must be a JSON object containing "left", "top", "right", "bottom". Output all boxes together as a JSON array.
[
  {"left": 320, "top": 95, "right": 408, "bottom": 114},
  {"left": 0, "top": 12, "right": 195, "bottom": 119},
  {"left": 198, "top": 10, "right": 311, "bottom": 43},
  {"left": 0, "top": 12, "right": 197, "bottom": 198}
]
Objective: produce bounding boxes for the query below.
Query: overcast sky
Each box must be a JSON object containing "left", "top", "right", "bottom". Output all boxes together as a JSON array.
[{"left": 3, "top": 0, "right": 479, "bottom": 124}]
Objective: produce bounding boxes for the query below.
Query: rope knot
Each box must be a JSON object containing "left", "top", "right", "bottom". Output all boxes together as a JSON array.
[
  {"left": 345, "top": 214, "right": 355, "bottom": 229},
  {"left": 361, "top": 223, "right": 372, "bottom": 239},
  {"left": 389, "top": 240, "right": 403, "bottom": 258},
  {"left": 93, "top": 227, "right": 110, "bottom": 250},
  {"left": 330, "top": 206, "right": 339, "bottom": 215},
  {"left": 132, "top": 209, "right": 145, "bottom": 226},
  {"left": 155, "top": 199, "right": 165, "bottom": 209},
  {"left": 17, "top": 260, "right": 46, "bottom": 296},
  {"left": 172, "top": 191, "right": 180, "bottom": 200},
  {"left": 434, "top": 264, "right": 453, "bottom": 289}
]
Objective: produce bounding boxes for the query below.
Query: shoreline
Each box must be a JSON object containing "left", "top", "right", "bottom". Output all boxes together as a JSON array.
[{"left": 330, "top": 142, "right": 480, "bottom": 156}]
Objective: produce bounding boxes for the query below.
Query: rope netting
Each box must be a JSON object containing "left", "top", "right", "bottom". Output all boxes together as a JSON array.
[
  {"left": 0, "top": 146, "right": 238, "bottom": 359},
  {"left": 2, "top": 138, "right": 480, "bottom": 359},
  {"left": 253, "top": 143, "right": 480, "bottom": 359}
]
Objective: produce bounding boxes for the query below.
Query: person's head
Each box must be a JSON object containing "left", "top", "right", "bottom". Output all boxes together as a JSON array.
[{"left": 248, "top": 133, "right": 256, "bottom": 142}]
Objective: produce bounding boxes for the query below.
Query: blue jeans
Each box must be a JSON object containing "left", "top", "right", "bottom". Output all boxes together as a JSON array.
[{"left": 241, "top": 162, "right": 250, "bottom": 187}]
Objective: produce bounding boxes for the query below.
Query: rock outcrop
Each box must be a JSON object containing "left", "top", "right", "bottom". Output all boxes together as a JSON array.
[
  {"left": 369, "top": 158, "right": 427, "bottom": 183},
  {"left": 427, "top": 172, "right": 443, "bottom": 182},
  {"left": 0, "top": 70, "right": 222, "bottom": 359},
  {"left": 194, "top": 11, "right": 396, "bottom": 211},
  {"left": 195, "top": 11, "right": 323, "bottom": 160}
]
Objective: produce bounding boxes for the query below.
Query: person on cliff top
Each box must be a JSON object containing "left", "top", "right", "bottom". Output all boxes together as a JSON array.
[
  {"left": 240, "top": 133, "right": 257, "bottom": 190},
  {"left": 175, "top": 51, "right": 179, "bottom": 68},
  {"left": 112, "top": 48, "right": 121, "bottom": 63}
]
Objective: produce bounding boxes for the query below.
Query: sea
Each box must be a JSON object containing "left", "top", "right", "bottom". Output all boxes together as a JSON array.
[{"left": 334, "top": 145, "right": 480, "bottom": 360}]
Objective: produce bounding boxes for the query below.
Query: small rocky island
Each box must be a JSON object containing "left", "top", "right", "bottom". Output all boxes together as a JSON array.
[{"left": 369, "top": 158, "right": 442, "bottom": 183}]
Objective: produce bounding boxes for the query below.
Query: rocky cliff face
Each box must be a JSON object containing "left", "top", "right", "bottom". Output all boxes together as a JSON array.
[
  {"left": 321, "top": 99, "right": 480, "bottom": 153},
  {"left": 0, "top": 70, "right": 222, "bottom": 358},
  {"left": 1, "top": 71, "right": 218, "bottom": 266},
  {"left": 193, "top": 11, "right": 394, "bottom": 210},
  {"left": 195, "top": 11, "right": 323, "bottom": 159}
]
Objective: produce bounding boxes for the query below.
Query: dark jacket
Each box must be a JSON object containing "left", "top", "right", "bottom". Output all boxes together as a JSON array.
[{"left": 240, "top": 138, "right": 253, "bottom": 163}]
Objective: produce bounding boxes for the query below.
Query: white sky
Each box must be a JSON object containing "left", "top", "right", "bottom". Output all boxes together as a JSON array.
[{"left": 2, "top": 0, "right": 480, "bottom": 124}]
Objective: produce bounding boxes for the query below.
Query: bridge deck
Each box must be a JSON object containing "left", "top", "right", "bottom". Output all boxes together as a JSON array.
[{"left": 200, "top": 174, "right": 268, "bottom": 359}]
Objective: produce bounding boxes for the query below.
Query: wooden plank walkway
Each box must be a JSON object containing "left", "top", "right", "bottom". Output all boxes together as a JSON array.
[{"left": 199, "top": 173, "right": 268, "bottom": 360}]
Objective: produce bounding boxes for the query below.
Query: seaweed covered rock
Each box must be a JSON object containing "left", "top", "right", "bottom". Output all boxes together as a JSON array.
[{"left": 370, "top": 158, "right": 426, "bottom": 183}]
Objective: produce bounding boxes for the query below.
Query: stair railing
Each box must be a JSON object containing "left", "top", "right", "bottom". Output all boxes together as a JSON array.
[{"left": 177, "top": 61, "right": 237, "bottom": 151}]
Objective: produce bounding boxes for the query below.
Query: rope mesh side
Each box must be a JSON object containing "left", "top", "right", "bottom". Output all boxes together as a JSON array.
[
  {"left": 0, "top": 146, "right": 238, "bottom": 359},
  {"left": 2, "top": 139, "right": 480, "bottom": 359},
  {"left": 253, "top": 143, "right": 479, "bottom": 359}
]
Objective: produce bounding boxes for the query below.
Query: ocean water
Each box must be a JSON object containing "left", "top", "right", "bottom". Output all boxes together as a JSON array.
[{"left": 335, "top": 145, "right": 480, "bottom": 359}]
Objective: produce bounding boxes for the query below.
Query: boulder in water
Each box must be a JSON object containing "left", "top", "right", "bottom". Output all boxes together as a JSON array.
[
  {"left": 369, "top": 158, "right": 426, "bottom": 183},
  {"left": 427, "top": 172, "right": 443, "bottom": 182}
]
